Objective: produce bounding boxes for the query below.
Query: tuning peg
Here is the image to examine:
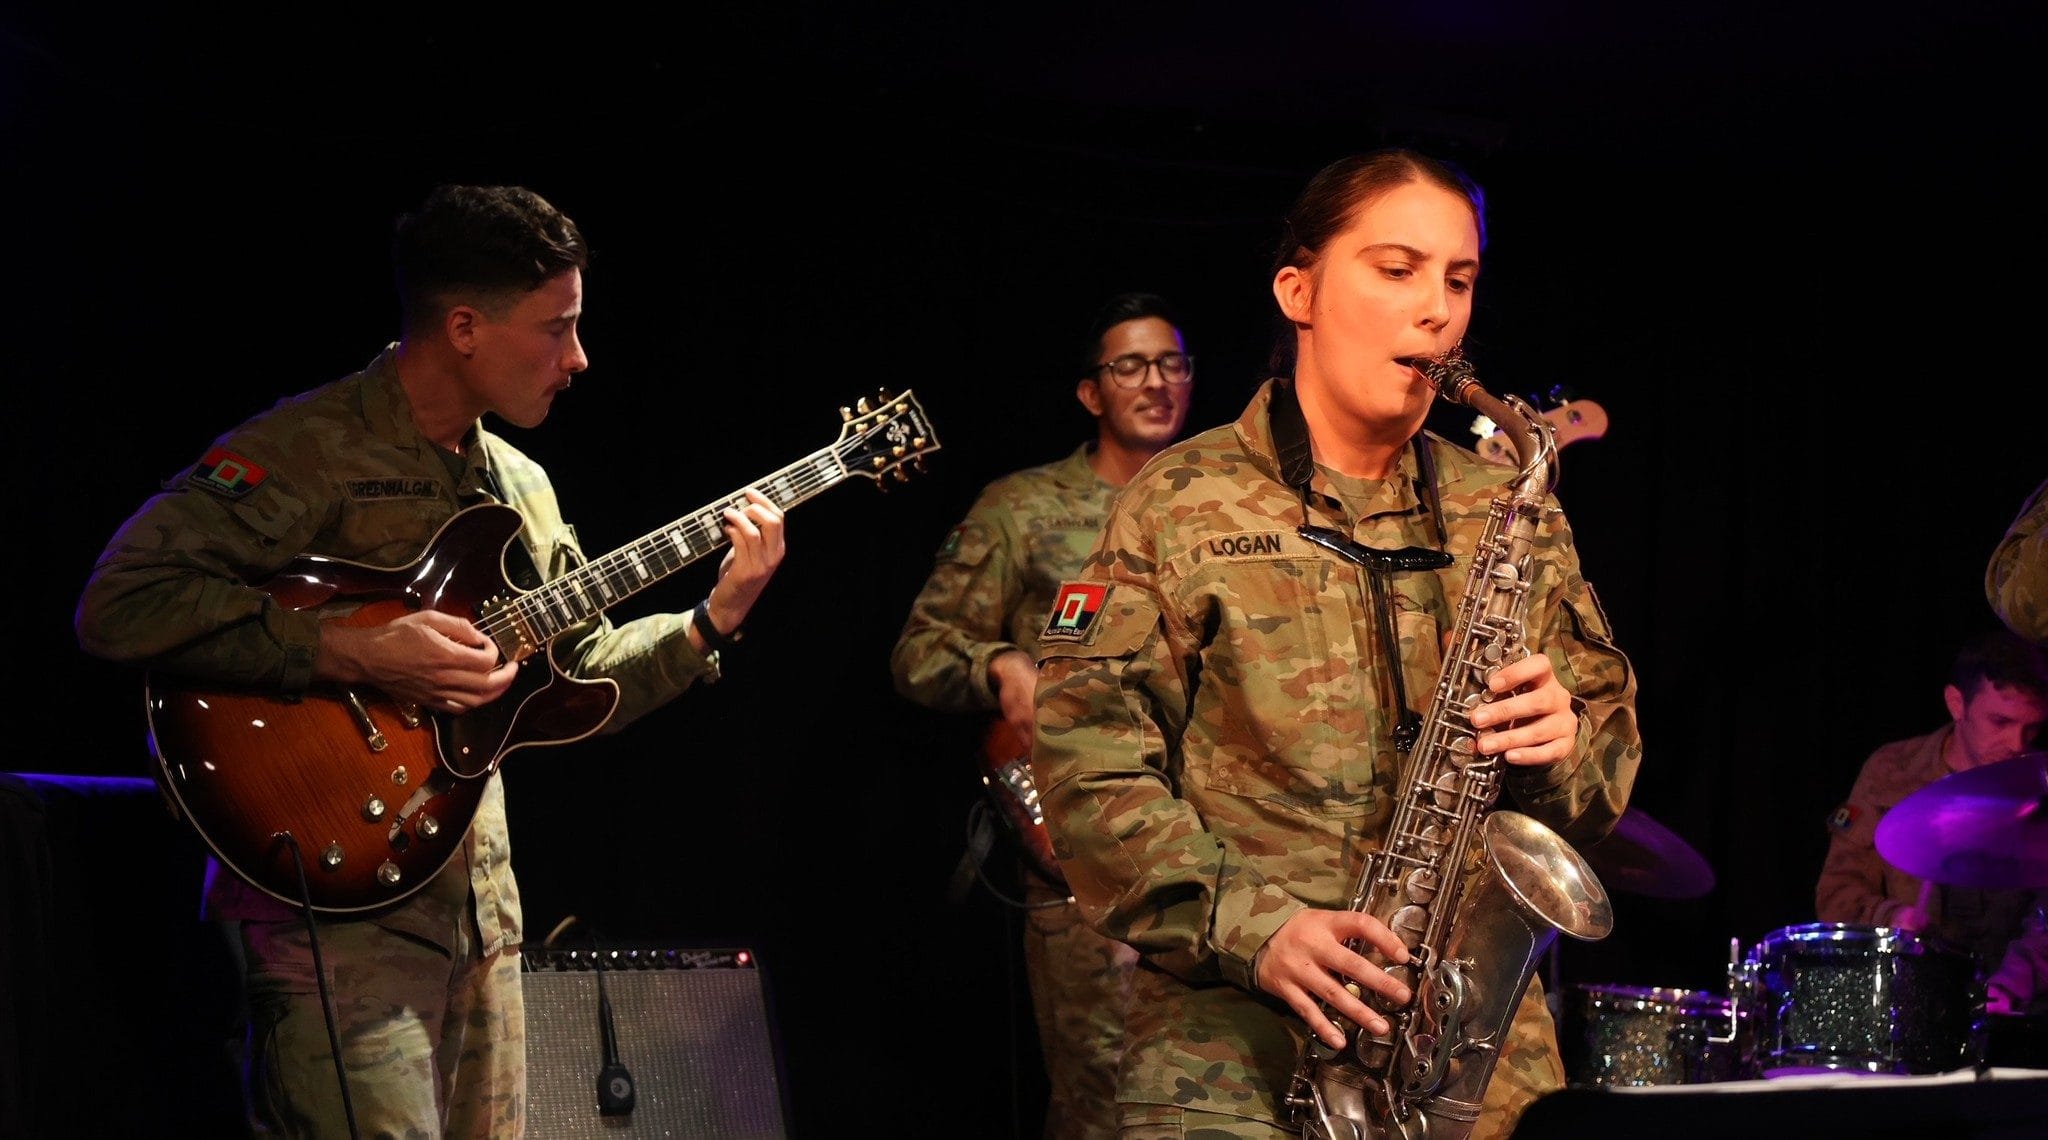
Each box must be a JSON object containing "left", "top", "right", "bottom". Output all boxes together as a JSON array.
[
  {"left": 840, "top": 406, "right": 853, "bottom": 421},
  {"left": 912, "top": 436, "right": 927, "bottom": 450},
  {"left": 870, "top": 457, "right": 886, "bottom": 469},
  {"left": 856, "top": 397, "right": 872, "bottom": 414}
]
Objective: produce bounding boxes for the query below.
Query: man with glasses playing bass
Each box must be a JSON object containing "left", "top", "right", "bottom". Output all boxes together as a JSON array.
[{"left": 890, "top": 292, "right": 1195, "bottom": 1139}]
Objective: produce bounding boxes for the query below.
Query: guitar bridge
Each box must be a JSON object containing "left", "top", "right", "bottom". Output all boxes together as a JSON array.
[
  {"left": 475, "top": 594, "right": 539, "bottom": 663},
  {"left": 993, "top": 759, "right": 1048, "bottom": 827}
]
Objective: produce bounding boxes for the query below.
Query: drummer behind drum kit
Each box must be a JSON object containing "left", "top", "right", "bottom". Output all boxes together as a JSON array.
[{"left": 1562, "top": 752, "right": 2048, "bottom": 1089}]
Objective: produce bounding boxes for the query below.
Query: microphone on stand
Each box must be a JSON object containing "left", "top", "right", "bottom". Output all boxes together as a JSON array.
[
  {"left": 594, "top": 953, "right": 636, "bottom": 1116},
  {"left": 544, "top": 915, "right": 635, "bottom": 1117}
]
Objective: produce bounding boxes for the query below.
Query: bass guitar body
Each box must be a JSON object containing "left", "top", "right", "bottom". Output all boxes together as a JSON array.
[{"left": 978, "top": 718, "right": 1067, "bottom": 891}]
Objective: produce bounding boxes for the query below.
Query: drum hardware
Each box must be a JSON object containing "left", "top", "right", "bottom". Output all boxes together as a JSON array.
[{"left": 1707, "top": 936, "right": 1747, "bottom": 1064}]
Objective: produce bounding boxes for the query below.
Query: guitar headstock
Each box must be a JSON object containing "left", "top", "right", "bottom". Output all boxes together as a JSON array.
[
  {"left": 836, "top": 389, "right": 942, "bottom": 485},
  {"left": 1474, "top": 398, "right": 1609, "bottom": 465}
]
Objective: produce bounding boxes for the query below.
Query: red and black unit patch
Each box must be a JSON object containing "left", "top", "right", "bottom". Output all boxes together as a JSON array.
[
  {"left": 1040, "top": 581, "right": 1109, "bottom": 645},
  {"left": 188, "top": 447, "right": 269, "bottom": 499},
  {"left": 1826, "top": 804, "right": 1856, "bottom": 833}
]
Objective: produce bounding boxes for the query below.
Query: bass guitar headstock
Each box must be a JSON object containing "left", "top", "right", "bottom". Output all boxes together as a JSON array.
[{"left": 1473, "top": 397, "right": 1608, "bottom": 465}]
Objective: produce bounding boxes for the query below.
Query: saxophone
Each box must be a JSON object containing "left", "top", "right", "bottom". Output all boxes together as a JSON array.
[{"left": 1283, "top": 350, "right": 1615, "bottom": 1140}]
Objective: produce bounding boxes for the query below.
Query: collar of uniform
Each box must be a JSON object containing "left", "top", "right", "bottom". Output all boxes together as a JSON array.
[
  {"left": 358, "top": 343, "right": 435, "bottom": 458},
  {"left": 1053, "top": 440, "right": 1112, "bottom": 491},
  {"left": 1251, "top": 378, "right": 1428, "bottom": 527},
  {"left": 464, "top": 433, "right": 501, "bottom": 502}
]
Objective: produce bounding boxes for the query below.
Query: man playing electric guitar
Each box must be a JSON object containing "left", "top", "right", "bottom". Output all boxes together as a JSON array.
[
  {"left": 75, "top": 185, "right": 789, "bottom": 1140},
  {"left": 889, "top": 292, "right": 1194, "bottom": 1140}
]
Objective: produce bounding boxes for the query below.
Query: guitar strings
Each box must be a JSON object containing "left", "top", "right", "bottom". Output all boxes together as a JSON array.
[{"left": 470, "top": 423, "right": 908, "bottom": 652}]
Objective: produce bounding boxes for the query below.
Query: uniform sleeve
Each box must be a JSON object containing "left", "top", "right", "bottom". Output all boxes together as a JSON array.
[
  {"left": 1988, "top": 476, "right": 2048, "bottom": 644},
  {"left": 1986, "top": 906, "right": 2048, "bottom": 1012},
  {"left": 888, "top": 494, "right": 1025, "bottom": 713},
  {"left": 75, "top": 439, "right": 329, "bottom": 695},
  {"left": 1499, "top": 508, "right": 1642, "bottom": 849},
  {"left": 1032, "top": 510, "right": 1307, "bottom": 993},
  {"left": 1814, "top": 753, "right": 1907, "bottom": 926}
]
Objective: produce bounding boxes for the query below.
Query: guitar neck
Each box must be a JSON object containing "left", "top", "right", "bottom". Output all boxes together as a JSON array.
[{"left": 509, "top": 445, "right": 848, "bottom": 648}]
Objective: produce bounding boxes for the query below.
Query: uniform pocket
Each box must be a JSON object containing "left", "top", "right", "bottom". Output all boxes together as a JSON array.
[{"left": 1194, "top": 554, "right": 1377, "bottom": 813}]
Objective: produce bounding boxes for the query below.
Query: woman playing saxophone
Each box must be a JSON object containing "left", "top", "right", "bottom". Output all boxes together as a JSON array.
[{"left": 1032, "top": 148, "right": 1644, "bottom": 1140}]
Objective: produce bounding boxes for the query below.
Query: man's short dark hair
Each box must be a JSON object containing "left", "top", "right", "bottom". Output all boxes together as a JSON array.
[
  {"left": 392, "top": 185, "right": 589, "bottom": 333},
  {"left": 1954, "top": 627, "right": 2048, "bottom": 700},
  {"left": 1079, "top": 291, "right": 1183, "bottom": 377}
]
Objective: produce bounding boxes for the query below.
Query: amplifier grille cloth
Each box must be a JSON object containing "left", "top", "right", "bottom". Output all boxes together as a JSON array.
[{"left": 524, "top": 955, "right": 786, "bottom": 1139}]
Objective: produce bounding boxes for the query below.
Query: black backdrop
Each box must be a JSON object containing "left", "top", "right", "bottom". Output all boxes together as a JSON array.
[{"left": 9, "top": 5, "right": 2045, "bottom": 1136}]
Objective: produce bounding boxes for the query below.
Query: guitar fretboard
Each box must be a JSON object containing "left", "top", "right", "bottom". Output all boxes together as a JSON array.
[{"left": 490, "top": 446, "right": 847, "bottom": 652}]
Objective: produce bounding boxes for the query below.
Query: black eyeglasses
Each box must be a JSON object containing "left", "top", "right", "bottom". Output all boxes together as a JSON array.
[{"left": 1093, "top": 351, "right": 1194, "bottom": 388}]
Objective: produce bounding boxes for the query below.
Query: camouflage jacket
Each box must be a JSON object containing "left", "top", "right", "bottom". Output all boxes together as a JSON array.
[
  {"left": 1032, "top": 378, "right": 1641, "bottom": 1121},
  {"left": 1989, "top": 476, "right": 2048, "bottom": 644},
  {"left": 890, "top": 442, "right": 1116, "bottom": 709},
  {"left": 1816, "top": 724, "right": 2041, "bottom": 967},
  {"left": 75, "top": 346, "right": 722, "bottom": 954}
]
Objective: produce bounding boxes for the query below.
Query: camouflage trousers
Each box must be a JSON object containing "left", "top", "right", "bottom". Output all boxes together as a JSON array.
[
  {"left": 1116, "top": 980, "right": 1562, "bottom": 1140},
  {"left": 1024, "top": 867, "right": 1140, "bottom": 1140},
  {"left": 232, "top": 914, "right": 525, "bottom": 1138}
]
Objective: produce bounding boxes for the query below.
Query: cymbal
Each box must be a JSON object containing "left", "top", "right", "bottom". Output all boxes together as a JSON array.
[
  {"left": 1875, "top": 750, "right": 2048, "bottom": 890},
  {"left": 1581, "top": 807, "right": 1716, "bottom": 899}
]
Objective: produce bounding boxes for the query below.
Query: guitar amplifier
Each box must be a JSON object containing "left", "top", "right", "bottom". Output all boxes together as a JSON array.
[{"left": 522, "top": 946, "right": 790, "bottom": 1138}]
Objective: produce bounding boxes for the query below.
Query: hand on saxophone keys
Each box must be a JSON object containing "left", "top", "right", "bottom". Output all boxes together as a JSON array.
[
  {"left": 1256, "top": 909, "right": 1414, "bottom": 1048},
  {"left": 1467, "top": 649, "right": 1578, "bottom": 766}
]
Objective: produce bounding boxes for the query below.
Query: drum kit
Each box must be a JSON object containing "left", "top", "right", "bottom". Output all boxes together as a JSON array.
[{"left": 1561, "top": 751, "right": 2048, "bottom": 1088}]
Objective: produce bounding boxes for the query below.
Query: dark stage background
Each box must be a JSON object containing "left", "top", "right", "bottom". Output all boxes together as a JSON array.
[{"left": 7, "top": 4, "right": 2045, "bottom": 1137}]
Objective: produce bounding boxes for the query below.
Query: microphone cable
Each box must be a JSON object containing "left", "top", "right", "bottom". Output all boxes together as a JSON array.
[{"left": 277, "top": 832, "right": 361, "bottom": 1140}]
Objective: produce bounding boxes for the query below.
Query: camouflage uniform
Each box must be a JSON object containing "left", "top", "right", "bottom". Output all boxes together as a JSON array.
[
  {"left": 1032, "top": 379, "right": 1641, "bottom": 1138},
  {"left": 1817, "top": 725, "right": 2044, "bottom": 994},
  {"left": 76, "top": 346, "right": 724, "bottom": 1139},
  {"left": 890, "top": 442, "right": 1141, "bottom": 1140},
  {"left": 1989, "top": 476, "right": 2048, "bottom": 644}
]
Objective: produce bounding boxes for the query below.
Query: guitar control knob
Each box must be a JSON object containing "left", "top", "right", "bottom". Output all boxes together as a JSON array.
[
  {"left": 417, "top": 815, "right": 440, "bottom": 839},
  {"left": 363, "top": 797, "right": 387, "bottom": 821},
  {"left": 322, "top": 844, "right": 345, "bottom": 869},
  {"left": 377, "top": 862, "right": 402, "bottom": 886}
]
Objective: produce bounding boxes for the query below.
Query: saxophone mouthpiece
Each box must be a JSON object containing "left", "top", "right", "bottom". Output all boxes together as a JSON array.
[{"left": 1403, "top": 349, "right": 1477, "bottom": 403}]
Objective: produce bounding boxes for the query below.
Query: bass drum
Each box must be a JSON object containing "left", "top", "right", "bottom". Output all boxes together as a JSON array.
[
  {"left": 1742, "top": 922, "right": 1977, "bottom": 1077},
  {"left": 1562, "top": 983, "right": 1742, "bottom": 1086}
]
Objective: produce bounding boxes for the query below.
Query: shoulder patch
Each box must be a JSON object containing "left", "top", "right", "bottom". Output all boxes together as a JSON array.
[
  {"left": 188, "top": 447, "right": 269, "bottom": 499},
  {"left": 938, "top": 524, "right": 968, "bottom": 558},
  {"left": 934, "top": 521, "right": 994, "bottom": 567},
  {"left": 1827, "top": 804, "right": 1856, "bottom": 833},
  {"left": 1041, "top": 581, "right": 1110, "bottom": 644}
]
